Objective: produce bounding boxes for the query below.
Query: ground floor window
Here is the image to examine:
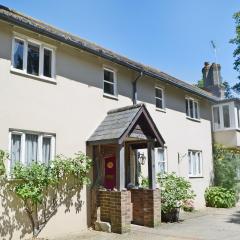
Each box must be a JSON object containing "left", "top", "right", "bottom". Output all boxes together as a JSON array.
[
  {"left": 155, "top": 147, "right": 167, "bottom": 175},
  {"left": 9, "top": 130, "right": 55, "bottom": 172},
  {"left": 188, "top": 150, "right": 202, "bottom": 177}
]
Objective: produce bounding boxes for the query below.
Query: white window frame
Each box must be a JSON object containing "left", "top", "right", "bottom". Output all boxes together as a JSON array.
[
  {"left": 155, "top": 86, "right": 165, "bottom": 111},
  {"left": 8, "top": 130, "right": 55, "bottom": 176},
  {"left": 188, "top": 150, "right": 203, "bottom": 178},
  {"left": 155, "top": 147, "right": 168, "bottom": 175},
  {"left": 11, "top": 32, "right": 56, "bottom": 83},
  {"left": 212, "top": 102, "right": 235, "bottom": 131},
  {"left": 185, "top": 97, "right": 200, "bottom": 121},
  {"left": 103, "top": 67, "right": 118, "bottom": 99}
]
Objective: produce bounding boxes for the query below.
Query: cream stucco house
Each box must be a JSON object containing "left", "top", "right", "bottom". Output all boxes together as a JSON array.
[{"left": 0, "top": 4, "right": 238, "bottom": 240}]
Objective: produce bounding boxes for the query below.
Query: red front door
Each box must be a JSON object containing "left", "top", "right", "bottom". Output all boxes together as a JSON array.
[{"left": 104, "top": 155, "right": 116, "bottom": 190}]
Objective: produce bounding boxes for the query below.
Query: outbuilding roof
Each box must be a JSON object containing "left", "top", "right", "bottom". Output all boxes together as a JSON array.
[
  {"left": 87, "top": 104, "right": 165, "bottom": 146},
  {"left": 0, "top": 4, "right": 220, "bottom": 102}
]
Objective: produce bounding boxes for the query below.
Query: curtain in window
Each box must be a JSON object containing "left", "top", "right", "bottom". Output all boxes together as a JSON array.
[
  {"left": 42, "top": 137, "right": 51, "bottom": 164},
  {"left": 25, "top": 134, "right": 38, "bottom": 165},
  {"left": 11, "top": 134, "right": 21, "bottom": 170},
  {"left": 155, "top": 148, "right": 165, "bottom": 174}
]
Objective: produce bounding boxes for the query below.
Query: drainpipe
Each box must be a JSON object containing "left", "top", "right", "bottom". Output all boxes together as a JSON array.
[{"left": 132, "top": 71, "right": 143, "bottom": 105}]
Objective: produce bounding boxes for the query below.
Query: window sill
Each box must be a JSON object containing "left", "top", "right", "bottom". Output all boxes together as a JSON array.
[
  {"left": 156, "top": 108, "right": 166, "bottom": 113},
  {"left": 103, "top": 93, "right": 118, "bottom": 101},
  {"left": 10, "top": 68, "right": 57, "bottom": 84},
  {"left": 213, "top": 128, "right": 237, "bottom": 132},
  {"left": 186, "top": 116, "right": 201, "bottom": 123},
  {"left": 189, "top": 176, "right": 204, "bottom": 179}
]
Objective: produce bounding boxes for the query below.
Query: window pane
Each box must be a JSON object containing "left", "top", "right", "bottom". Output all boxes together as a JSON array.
[
  {"left": 213, "top": 107, "right": 220, "bottom": 129},
  {"left": 197, "top": 152, "right": 201, "bottom": 175},
  {"left": 25, "top": 134, "right": 38, "bottom": 165},
  {"left": 237, "top": 107, "right": 240, "bottom": 129},
  {"left": 104, "top": 69, "right": 114, "bottom": 83},
  {"left": 186, "top": 99, "right": 189, "bottom": 116},
  {"left": 11, "top": 134, "right": 21, "bottom": 170},
  {"left": 42, "top": 137, "right": 51, "bottom": 165},
  {"left": 189, "top": 100, "right": 194, "bottom": 118},
  {"left": 156, "top": 148, "right": 165, "bottom": 174},
  {"left": 192, "top": 152, "right": 197, "bottom": 175},
  {"left": 27, "top": 43, "right": 40, "bottom": 76},
  {"left": 156, "top": 98, "right": 163, "bottom": 109},
  {"left": 223, "top": 105, "right": 230, "bottom": 128},
  {"left": 194, "top": 102, "right": 199, "bottom": 119},
  {"left": 155, "top": 88, "right": 162, "bottom": 98},
  {"left": 13, "top": 39, "right": 24, "bottom": 70},
  {"left": 104, "top": 82, "right": 114, "bottom": 95},
  {"left": 43, "top": 49, "right": 52, "bottom": 78},
  {"left": 188, "top": 152, "right": 192, "bottom": 175}
]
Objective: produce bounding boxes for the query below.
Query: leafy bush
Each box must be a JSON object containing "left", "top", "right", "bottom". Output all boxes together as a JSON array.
[
  {"left": 182, "top": 199, "right": 194, "bottom": 212},
  {"left": 157, "top": 172, "right": 195, "bottom": 213},
  {"left": 205, "top": 187, "right": 236, "bottom": 208}
]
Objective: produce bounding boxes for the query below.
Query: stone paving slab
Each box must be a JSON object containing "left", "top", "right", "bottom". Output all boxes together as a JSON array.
[{"left": 51, "top": 207, "right": 240, "bottom": 240}]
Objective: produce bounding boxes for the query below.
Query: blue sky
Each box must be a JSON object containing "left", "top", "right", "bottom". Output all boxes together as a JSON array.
[{"left": 1, "top": 0, "right": 239, "bottom": 85}]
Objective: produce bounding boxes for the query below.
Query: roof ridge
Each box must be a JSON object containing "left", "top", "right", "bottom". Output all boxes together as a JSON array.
[
  {"left": 0, "top": 5, "right": 220, "bottom": 102},
  {"left": 107, "top": 104, "right": 144, "bottom": 115}
]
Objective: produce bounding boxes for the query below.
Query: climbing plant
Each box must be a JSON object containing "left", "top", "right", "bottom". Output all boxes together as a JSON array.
[
  {"left": 1, "top": 151, "right": 92, "bottom": 237},
  {"left": 0, "top": 150, "right": 8, "bottom": 177}
]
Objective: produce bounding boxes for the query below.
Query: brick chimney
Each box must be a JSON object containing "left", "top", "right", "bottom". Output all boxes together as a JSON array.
[{"left": 202, "top": 62, "right": 225, "bottom": 99}]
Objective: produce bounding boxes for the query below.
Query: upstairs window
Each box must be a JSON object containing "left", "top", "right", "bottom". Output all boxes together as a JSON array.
[
  {"left": 9, "top": 130, "right": 55, "bottom": 174},
  {"left": 186, "top": 97, "right": 199, "bottom": 120},
  {"left": 155, "top": 87, "right": 165, "bottom": 110},
  {"left": 11, "top": 35, "right": 55, "bottom": 80},
  {"left": 188, "top": 150, "right": 202, "bottom": 177},
  {"left": 103, "top": 68, "right": 117, "bottom": 96},
  {"left": 212, "top": 103, "right": 233, "bottom": 131}
]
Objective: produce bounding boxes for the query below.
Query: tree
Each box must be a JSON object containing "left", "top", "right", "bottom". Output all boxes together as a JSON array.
[
  {"left": 230, "top": 11, "right": 240, "bottom": 93},
  {"left": 0, "top": 151, "right": 92, "bottom": 238}
]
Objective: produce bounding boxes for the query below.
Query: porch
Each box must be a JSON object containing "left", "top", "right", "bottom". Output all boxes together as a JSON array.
[{"left": 87, "top": 104, "right": 165, "bottom": 233}]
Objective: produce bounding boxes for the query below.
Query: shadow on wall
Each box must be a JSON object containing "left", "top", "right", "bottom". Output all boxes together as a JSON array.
[{"left": 0, "top": 178, "right": 85, "bottom": 240}]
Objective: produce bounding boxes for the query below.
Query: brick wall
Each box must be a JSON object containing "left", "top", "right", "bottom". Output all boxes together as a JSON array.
[
  {"left": 131, "top": 189, "right": 161, "bottom": 227},
  {"left": 98, "top": 190, "right": 131, "bottom": 233}
]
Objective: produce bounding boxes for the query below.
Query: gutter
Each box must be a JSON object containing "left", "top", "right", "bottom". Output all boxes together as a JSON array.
[
  {"left": 132, "top": 71, "right": 143, "bottom": 104},
  {"left": 0, "top": 8, "right": 219, "bottom": 103}
]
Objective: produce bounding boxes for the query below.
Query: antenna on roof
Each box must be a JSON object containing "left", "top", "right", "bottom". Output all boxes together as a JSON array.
[{"left": 210, "top": 40, "right": 217, "bottom": 63}]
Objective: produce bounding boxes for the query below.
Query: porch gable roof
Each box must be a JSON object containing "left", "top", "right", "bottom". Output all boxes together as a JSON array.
[{"left": 87, "top": 104, "right": 165, "bottom": 146}]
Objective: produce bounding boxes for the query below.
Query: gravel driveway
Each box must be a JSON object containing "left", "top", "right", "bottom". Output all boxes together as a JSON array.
[{"left": 52, "top": 207, "right": 240, "bottom": 240}]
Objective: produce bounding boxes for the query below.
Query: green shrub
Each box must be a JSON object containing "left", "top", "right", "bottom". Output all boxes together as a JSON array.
[
  {"left": 205, "top": 187, "right": 236, "bottom": 208},
  {"left": 157, "top": 172, "right": 195, "bottom": 213},
  {"left": 213, "top": 144, "right": 240, "bottom": 191}
]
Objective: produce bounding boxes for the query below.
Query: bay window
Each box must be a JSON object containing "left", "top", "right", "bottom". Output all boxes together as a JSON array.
[
  {"left": 9, "top": 130, "right": 55, "bottom": 173},
  {"left": 212, "top": 103, "right": 235, "bottom": 131},
  {"left": 11, "top": 35, "right": 55, "bottom": 80}
]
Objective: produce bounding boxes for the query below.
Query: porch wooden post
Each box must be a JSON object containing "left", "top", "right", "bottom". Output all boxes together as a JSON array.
[
  {"left": 147, "top": 140, "right": 156, "bottom": 189},
  {"left": 116, "top": 144, "right": 125, "bottom": 190}
]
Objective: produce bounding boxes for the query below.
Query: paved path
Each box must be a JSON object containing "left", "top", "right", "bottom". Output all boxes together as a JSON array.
[{"left": 53, "top": 207, "right": 240, "bottom": 240}]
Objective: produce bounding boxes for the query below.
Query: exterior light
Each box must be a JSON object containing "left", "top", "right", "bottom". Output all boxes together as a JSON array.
[{"left": 138, "top": 152, "right": 146, "bottom": 165}]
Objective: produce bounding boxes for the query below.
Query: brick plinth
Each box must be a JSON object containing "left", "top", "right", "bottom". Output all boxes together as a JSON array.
[
  {"left": 131, "top": 189, "right": 161, "bottom": 227},
  {"left": 98, "top": 190, "right": 131, "bottom": 234}
]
